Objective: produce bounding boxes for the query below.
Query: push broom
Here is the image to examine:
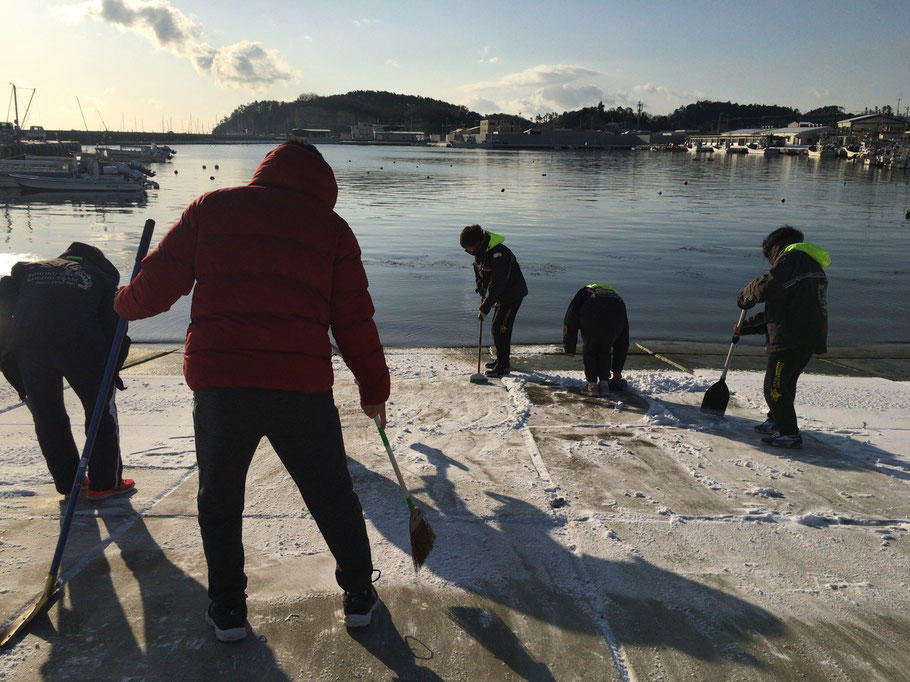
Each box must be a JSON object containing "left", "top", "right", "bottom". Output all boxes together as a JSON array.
[
  {"left": 469, "top": 317, "right": 489, "bottom": 385},
  {"left": 373, "top": 416, "right": 435, "bottom": 570}
]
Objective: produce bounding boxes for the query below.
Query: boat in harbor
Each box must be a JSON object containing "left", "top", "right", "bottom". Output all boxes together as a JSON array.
[
  {"left": 0, "top": 156, "right": 75, "bottom": 188},
  {"left": 95, "top": 143, "right": 175, "bottom": 163},
  {"left": 11, "top": 173, "right": 157, "bottom": 194},
  {"left": 10, "top": 158, "right": 159, "bottom": 194},
  {"left": 807, "top": 144, "right": 837, "bottom": 159}
]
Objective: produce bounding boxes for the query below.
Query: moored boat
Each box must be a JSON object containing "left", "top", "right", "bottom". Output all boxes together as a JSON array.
[{"left": 11, "top": 173, "right": 156, "bottom": 193}]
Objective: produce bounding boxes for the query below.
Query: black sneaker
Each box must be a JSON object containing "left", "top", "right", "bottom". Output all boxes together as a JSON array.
[
  {"left": 342, "top": 585, "right": 379, "bottom": 628},
  {"left": 761, "top": 433, "right": 803, "bottom": 449},
  {"left": 485, "top": 366, "right": 511, "bottom": 378},
  {"left": 485, "top": 359, "right": 498, "bottom": 370},
  {"left": 754, "top": 417, "right": 779, "bottom": 435},
  {"left": 205, "top": 602, "right": 248, "bottom": 642}
]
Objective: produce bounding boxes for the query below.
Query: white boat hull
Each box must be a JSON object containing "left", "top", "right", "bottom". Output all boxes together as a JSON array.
[{"left": 11, "top": 174, "right": 147, "bottom": 193}]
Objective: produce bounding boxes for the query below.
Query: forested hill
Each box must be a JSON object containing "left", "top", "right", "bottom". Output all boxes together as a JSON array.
[
  {"left": 213, "top": 91, "right": 482, "bottom": 136},
  {"left": 213, "top": 90, "right": 854, "bottom": 136}
]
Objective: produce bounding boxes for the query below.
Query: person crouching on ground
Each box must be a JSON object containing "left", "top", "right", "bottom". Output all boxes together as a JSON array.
[
  {"left": 563, "top": 283, "right": 629, "bottom": 396},
  {"left": 0, "top": 243, "right": 133, "bottom": 500},
  {"left": 460, "top": 224, "right": 528, "bottom": 377},
  {"left": 114, "top": 138, "right": 390, "bottom": 641},
  {"left": 734, "top": 225, "right": 829, "bottom": 449}
]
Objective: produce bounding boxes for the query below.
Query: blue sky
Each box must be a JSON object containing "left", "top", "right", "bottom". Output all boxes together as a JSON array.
[{"left": 3, "top": 0, "right": 908, "bottom": 132}]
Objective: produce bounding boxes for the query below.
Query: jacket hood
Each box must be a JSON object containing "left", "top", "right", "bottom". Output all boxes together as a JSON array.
[
  {"left": 783, "top": 242, "right": 830, "bottom": 268},
  {"left": 249, "top": 143, "right": 338, "bottom": 208},
  {"left": 587, "top": 283, "right": 618, "bottom": 294},
  {"left": 484, "top": 230, "right": 505, "bottom": 251},
  {"left": 58, "top": 242, "right": 120, "bottom": 287}
]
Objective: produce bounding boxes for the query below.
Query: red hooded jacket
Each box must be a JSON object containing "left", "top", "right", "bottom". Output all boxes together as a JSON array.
[{"left": 114, "top": 143, "right": 389, "bottom": 405}]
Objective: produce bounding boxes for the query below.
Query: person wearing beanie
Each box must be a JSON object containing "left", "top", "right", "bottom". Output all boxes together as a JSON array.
[
  {"left": 460, "top": 224, "right": 528, "bottom": 377},
  {"left": 115, "top": 138, "right": 390, "bottom": 641},
  {"left": 735, "top": 225, "right": 830, "bottom": 448},
  {"left": 563, "top": 283, "right": 629, "bottom": 396},
  {"left": 0, "top": 243, "right": 133, "bottom": 499}
]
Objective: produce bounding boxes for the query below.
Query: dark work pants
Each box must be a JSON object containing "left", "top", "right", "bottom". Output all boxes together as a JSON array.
[
  {"left": 764, "top": 348, "right": 813, "bottom": 436},
  {"left": 16, "top": 348, "right": 121, "bottom": 494},
  {"left": 490, "top": 298, "right": 522, "bottom": 370},
  {"left": 193, "top": 387, "right": 373, "bottom": 607},
  {"left": 580, "top": 321, "right": 629, "bottom": 384}
]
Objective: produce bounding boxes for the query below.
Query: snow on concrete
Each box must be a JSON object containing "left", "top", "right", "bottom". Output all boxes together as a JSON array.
[{"left": 0, "top": 349, "right": 908, "bottom": 679}]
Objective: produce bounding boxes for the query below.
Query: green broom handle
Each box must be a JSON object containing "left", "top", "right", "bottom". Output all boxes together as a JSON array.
[{"left": 374, "top": 415, "right": 415, "bottom": 509}]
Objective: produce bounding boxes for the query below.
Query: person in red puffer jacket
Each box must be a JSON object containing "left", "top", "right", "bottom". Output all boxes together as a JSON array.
[{"left": 115, "top": 139, "right": 390, "bottom": 640}]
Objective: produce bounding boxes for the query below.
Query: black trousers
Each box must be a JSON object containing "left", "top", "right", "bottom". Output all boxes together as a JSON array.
[
  {"left": 764, "top": 348, "right": 813, "bottom": 436},
  {"left": 193, "top": 387, "right": 373, "bottom": 607},
  {"left": 16, "top": 348, "right": 121, "bottom": 494},
  {"left": 580, "top": 321, "right": 629, "bottom": 384},
  {"left": 490, "top": 298, "right": 522, "bottom": 370}
]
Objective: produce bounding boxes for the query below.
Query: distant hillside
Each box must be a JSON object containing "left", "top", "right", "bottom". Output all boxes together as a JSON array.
[
  {"left": 213, "top": 91, "right": 482, "bottom": 137},
  {"left": 214, "top": 91, "right": 855, "bottom": 137}
]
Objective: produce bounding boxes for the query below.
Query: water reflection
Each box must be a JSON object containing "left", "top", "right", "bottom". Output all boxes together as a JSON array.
[{"left": 0, "top": 144, "right": 908, "bottom": 347}]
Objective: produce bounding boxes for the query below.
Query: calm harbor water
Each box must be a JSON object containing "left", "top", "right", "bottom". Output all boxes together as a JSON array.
[{"left": 1, "top": 144, "right": 908, "bottom": 348}]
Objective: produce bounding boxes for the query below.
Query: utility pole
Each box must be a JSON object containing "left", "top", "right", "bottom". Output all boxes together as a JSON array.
[{"left": 636, "top": 100, "right": 643, "bottom": 129}]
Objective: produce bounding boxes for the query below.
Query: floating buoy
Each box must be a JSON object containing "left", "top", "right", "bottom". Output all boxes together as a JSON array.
[
  {"left": 380, "top": 167, "right": 383, "bottom": 170},
  {"left": 202, "top": 165, "right": 206, "bottom": 169},
  {"left": 174, "top": 170, "right": 178, "bottom": 175},
  {"left": 658, "top": 191, "right": 662, "bottom": 195},
  {"left": 683, "top": 180, "right": 688, "bottom": 185},
  {"left": 210, "top": 176, "right": 214, "bottom": 180},
  {"left": 426, "top": 176, "right": 430, "bottom": 179},
  {"left": 781, "top": 198, "right": 785, "bottom": 203},
  {"left": 542, "top": 173, "right": 546, "bottom": 176},
  {"left": 501, "top": 188, "right": 505, "bottom": 192},
  {"left": 214, "top": 164, "right": 219, "bottom": 170}
]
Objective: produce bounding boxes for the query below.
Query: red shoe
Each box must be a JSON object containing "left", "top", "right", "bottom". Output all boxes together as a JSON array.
[
  {"left": 87, "top": 478, "right": 136, "bottom": 501},
  {"left": 63, "top": 475, "right": 90, "bottom": 499}
]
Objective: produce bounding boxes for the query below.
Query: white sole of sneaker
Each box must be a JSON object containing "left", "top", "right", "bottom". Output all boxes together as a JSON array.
[
  {"left": 205, "top": 612, "right": 248, "bottom": 642},
  {"left": 343, "top": 598, "right": 380, "bottom": 628}
]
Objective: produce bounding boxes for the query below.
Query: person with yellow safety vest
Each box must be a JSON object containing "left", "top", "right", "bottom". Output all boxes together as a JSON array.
[
  {"left": 563, "top": 283, "right": 629, "bottom": 396},
  {"left": 460, "top": 224, "right": 528, "bottom": 377},
  {"left": 735, "top": 226, "right": 830, "bottom": 449}
]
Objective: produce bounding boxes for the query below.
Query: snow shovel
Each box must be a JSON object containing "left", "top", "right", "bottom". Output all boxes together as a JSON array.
[
  {"left": 374, "top": 416, "right": 436, "bottom": 570},
  {"left": 0, "top": 218, "right": 156, "bottom": 649},
  {"left": 700, "top": 308, "right": 747, "bottom": 417},
  {"left": 469, "top": 317, "right": 489, "bottom": 384}
]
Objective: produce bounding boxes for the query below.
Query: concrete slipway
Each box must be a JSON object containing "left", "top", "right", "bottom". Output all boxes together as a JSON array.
[{"left": 0, "top": 344, "right": 908, "bottom": 681}]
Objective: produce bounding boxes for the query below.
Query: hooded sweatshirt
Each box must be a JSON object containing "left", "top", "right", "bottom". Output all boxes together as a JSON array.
[
  {"left": 737, "top": 241, "right": 829, "bottom": 354},
  {"left": 114, "top": 144, "right": 389, "bottom": 405}
]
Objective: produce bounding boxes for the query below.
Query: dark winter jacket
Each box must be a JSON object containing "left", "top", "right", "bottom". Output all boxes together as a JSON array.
[
  {"left": 737, "top": 242, "right": 829, "bottom": 354},
  {"left": 114, "top": 143, "right": 390, "bottom": 406},
  {"left": 563, "top": 284, "right": 628, "bottom": 354},
  {"left": 473, "top": 231, "right": 528, "bottom": 315},
  {"left": 0, "top": 243, "right": 122, "bottom": 398}
]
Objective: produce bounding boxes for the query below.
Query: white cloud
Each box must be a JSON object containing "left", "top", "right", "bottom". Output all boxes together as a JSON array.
[
  {"left": 479, "top": 46, "right": 500, "bottom": 64},
  {"left": 386, "top": 58, "right": 401, "bottom": 69},
  {"left": 352, "top": 18, "right": 378, "bottom": 26},
  {"left": 810, "top": 87, "right": 831, "bottom": 100},
  {"left": 60, "top": 0, "right": 296, "bottom": 90},
  {"left": 459, "top": 64, "right": 603, "bottom": 116}
]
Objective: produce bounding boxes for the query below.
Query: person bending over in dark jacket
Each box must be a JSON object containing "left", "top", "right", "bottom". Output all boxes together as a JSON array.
[
  {"left": 563, "top": 283, "right": 629, "bottom": 396},
  {"left": 115, "top": 139, "right": 391, "bottom": 641},
  {"left": 735, "top": 225, "right": 829, "bottom": 449},
  {"left": 0, "top": 243, "right": 133, "bottom": 500},
  {"left": 460, "top": 224, "right": 528, "bottom": 377}
]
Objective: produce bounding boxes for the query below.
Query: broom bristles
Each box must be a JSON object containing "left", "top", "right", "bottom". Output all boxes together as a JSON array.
[{"left": 408, "top": 507, "right": 436, "bottom": 570}]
